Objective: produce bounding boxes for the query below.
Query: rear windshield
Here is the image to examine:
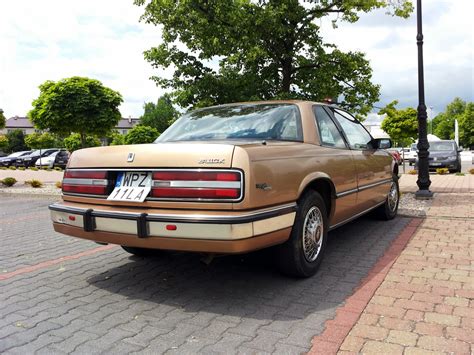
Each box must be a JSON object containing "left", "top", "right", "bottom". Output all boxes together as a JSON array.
[
  {"left": 430, "top": 141, "right": 455, "bottom": 151},
  {"left": 156, "top": 104, "right": 303, "bottom": 143}
]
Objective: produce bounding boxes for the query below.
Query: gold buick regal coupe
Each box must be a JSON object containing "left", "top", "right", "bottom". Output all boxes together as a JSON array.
[{"left": 49, "top": 101, "right": 399, "bottom": 277}]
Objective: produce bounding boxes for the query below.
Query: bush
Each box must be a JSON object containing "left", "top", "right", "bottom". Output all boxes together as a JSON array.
[
  {"left": 64, "top": 133, "right": 101, "bottom": 152},
  {"left": 124, "top": 125, "right": 160, "bottom": 145},
  {"left": 408, "top": 169, "right": 417, "bottom": 175},
  {"left": 0, "top": 167, "right": 7, "bottom": 170},
  {"left": 8, "top": 166, "right": 16, "bottom": 170},
  {"left": 1, "top": 177, "right": 17, "bottom": 187},
  {"left": 30, "top": 167, "right": 39, "bottom": 171},
  {"left": 436, "top": 168, "right": 449, "bottom": 175},
  {"left": 25, "top": 179, "right": 43, "bottom": 188},
  {"left": 455, "top": 172, "right": 465, "bottom": 176},
  {"left": 55, "top": 181, "right": 62, "bottom": 189},
  {"left": 469, "top": 168, "right": 474, "bottom": 175},
  {"left": 54, "top": 167, "right": 63, "bottom": 171},
  {"left": 18, "top": 166, "right": 25, "bottom": 171}
]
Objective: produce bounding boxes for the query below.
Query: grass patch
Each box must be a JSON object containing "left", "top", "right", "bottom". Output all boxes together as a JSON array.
[
  {"left": 8, "top": 166, "right": 16, "bottom": 170},
  {"left": 1, "top": 177, "right": 17, "bottom": 187},
  {"left": 30, "top": 167, "right": 39, "bottom": 171},
  {"left": 455, "top": 172, "right": 465, "bottom": 176},
  {"left": 436, "top": 168, "right": 449, "bottom": 175},
  {"left": 408, "top": 169, "right": 417, "bottom": 175},
  {"left": 25, "top": 179, "right": 43, "bottom": 188}
]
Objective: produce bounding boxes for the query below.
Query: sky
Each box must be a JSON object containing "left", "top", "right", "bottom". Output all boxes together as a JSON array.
[{"left": 1, "top": 0, "right": 473, "bottom": 121}]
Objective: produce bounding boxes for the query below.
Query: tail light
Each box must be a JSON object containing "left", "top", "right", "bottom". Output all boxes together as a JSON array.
[
  {"left": 62, "top": 170, "right": 110, "bottom": 195},
  {"left": 151, "top": 170, "right": 242, "bottom": 201}
]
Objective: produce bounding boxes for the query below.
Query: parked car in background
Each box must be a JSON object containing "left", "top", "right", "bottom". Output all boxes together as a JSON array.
[
  {"left": 35, "top": 149, "right": 70, "bottom": 169},
  {"left": 49, "top": 101, "right": 399, "bottom": 278},
  {"left": 0, "top": 151, "right": 7, "bottom": 158},
  {"left": 16, "top": 149, "right": 59, "bottom": 168},
  {"left": 404, "top": 144, "right": 418, "bottom": 165},
  {"left": 387, "top": 148, "right": 402, "bottom": 165},
  {"left": 0, "top": 151, "right": 32, "bottom": 167},
  {"left": 54, "top": 149, "right": 70, "bottom": 169},
  {"left": 415, "top": 140, "right": 462, "bottom": 173}
]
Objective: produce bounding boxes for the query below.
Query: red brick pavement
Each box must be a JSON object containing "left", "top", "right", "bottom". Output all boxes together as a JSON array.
[{"left": 310, "top": 192, "right": 473, "bottom": 354}]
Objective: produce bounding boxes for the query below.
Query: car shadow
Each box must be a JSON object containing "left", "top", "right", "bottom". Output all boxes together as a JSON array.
[{"left": 86, "top": 216, "right": 411, "bottom": 322}]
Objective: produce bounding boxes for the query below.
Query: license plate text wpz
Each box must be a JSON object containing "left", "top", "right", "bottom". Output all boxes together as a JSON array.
[{"left": 107, "top": 172, "right": 152, "bottom": 202}]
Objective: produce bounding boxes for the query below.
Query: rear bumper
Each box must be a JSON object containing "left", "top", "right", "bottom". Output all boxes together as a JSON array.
[{"left": 49, "top": 202, "right": 296, "bottom": 253}]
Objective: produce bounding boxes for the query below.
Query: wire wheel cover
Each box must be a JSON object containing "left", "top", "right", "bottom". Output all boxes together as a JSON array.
[{"left": 302, "top": 206, "right": 324, "bottom": 262}]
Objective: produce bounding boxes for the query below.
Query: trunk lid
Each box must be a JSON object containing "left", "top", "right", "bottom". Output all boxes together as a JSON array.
[{"left": 68, "top": 143, "right": 235, "bottom": 168}]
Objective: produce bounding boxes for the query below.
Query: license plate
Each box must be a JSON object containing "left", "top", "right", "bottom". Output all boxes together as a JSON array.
[
  {"left": 431, "top": 162, "right": 442, "bottom": 166},
  {"left": 107, "top": 172, "right": 152, "bottom": 202}
]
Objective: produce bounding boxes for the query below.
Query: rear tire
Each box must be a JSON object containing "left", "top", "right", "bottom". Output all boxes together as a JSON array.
[
  {"left": 121, "top": 246, "right": 159, "bottom": 257},
  {"left": 275, "top": 190, "right": 328, "bottom": 278},
  {"left": 375, "top": 174, "right": 399, "bottom": 220}
]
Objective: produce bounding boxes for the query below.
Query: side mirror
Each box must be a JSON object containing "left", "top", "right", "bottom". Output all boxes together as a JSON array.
[{"left": 372, "top": 138, "right": 392, "bottom": 149}]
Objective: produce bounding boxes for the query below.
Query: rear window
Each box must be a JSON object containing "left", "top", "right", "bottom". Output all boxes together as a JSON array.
[{"left": 156, "top": 104, "right": 303, "bottom": 143}]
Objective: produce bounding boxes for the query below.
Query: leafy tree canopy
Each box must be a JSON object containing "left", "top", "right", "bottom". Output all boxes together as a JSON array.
[
  {"left": 379, "top": 100, "right": 418, "bottom": 147},
  {"left": 140, "top": 93, "right": 179, "bottom": 133},
  {"left": 0, "top": 109, "right": 5, "bottom": 129},
  {"left": 6, "top": 129, "right": 28, "bottom": 153},
  {"left": 432, "top": 97, "right": 473, "bottom": 148},
  {"left": 135, "top": 0, "right": 412, "bottom": 117},
  {"left": 63, "top": 133, "right": 101, "bottom": 152},
  {"left": 124, "top": 125, "right": 160, "bottom": 145},
  {"left": 0, "top": 135, "right": 8, "bottom": 152},
  {"left": 29, "top": 76, "right": 123, "bottom": 148},
  {"left": 25, "top": 132, "right": 62, "bottom": 150}
]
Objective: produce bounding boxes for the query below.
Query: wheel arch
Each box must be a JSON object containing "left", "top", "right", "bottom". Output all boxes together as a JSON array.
[{"left": 297, "top": 173, "right": 336, "bottom": 221}]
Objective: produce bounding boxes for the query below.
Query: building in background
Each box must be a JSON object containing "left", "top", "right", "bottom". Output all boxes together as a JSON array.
[{"left": 0, "top": 116, "right": 140, "bottom": 136}]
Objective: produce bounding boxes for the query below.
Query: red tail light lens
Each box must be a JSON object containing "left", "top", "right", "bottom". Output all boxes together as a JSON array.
[
  {"left": 62, "top": 170, "right": 110, "bottom": 196},
  {"left": 151, "top": 170, "right": 242, "bottom": 201}
]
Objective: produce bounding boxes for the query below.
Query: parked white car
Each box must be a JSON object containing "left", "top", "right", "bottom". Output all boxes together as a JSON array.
[
  {"left": 35, "top": 151, "right": 59, "bottom": 168},
  {"left": 403, "top": 144, "right": 418, "bottom": 165}
]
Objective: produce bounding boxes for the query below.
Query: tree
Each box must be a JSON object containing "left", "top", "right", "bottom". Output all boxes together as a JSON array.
[
  {"left": 140, "top": 94, "right": 179, "bottom": 133},
  {"left": 124, "top": 125, "right": 160, "bottom": 145},
  {"left": 459, "top": 102, "right": 473, "bottom": 148},
  {"left": 109, "top": 131, "right": 126, "bottom": 146},
  {"left": 135, "top": 0, "right": 412, "bottom": 117},
  {"left": 25, "top": 132, "right": 61, "bottom": 150},
  {"left": 6, "top": 129, "right": 28, "bottom": 153},
  {"left": 29, "top": 76, "right": 123, "bottom": 148},
  {"left": 63, "top": 133, "right": 101, "bottom": 152},
  {"left": 0, "top": 109, "right": 5, "bottom": 129},
  {"left": 432, "top": 98, "right": 473, "bottom": 148},
  {"left": 379, "top": 100, "right": 418, "bottom": 147},
  {"left": 0, "top": 135, "right": 8, "bottom": 152}
]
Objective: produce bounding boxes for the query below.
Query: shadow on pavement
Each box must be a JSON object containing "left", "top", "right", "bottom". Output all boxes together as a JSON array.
[{"left": 85, "top": 216, "right": 411, "bottom": 322}]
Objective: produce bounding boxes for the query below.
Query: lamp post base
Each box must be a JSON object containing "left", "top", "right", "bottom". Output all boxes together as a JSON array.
[{"left": 415, "top": 189, "right": 433, "bottom": 200}]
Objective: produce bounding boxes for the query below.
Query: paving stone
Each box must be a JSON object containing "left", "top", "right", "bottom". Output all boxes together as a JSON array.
[{"left": 0, "top": 195, "right": 411, "bottom": 353}]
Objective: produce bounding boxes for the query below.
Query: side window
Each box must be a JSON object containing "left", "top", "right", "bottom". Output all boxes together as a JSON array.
[
  {"left": 333, "top": 110, "right": 372, "bottom": 149},
  {"left": 313, "top": 106, "right": 346, "bottom": 148}
]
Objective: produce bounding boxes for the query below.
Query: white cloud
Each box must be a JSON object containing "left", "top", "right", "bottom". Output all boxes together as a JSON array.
[{"left": 0, "top": 0, "right": 472, "bottom": 119}]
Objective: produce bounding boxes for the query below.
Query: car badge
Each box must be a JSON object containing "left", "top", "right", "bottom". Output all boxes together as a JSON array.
[
  {"left": 198, "top": 158, "right": 225, "bottom": 164},
  {"left": 127, "top": 153, "right": 135, "bottom": 162}
]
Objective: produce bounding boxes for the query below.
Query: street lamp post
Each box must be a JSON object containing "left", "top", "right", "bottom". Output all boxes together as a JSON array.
[{"left": 415, "top": 0, "right": 433, "bottom": 199}]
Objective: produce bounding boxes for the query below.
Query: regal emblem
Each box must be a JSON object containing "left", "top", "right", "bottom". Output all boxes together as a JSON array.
[{"left": 127, "top": 153, "right": 135, "bottom": 162}]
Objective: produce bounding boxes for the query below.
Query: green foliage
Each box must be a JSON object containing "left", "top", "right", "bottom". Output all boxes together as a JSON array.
[
  {"left": 0, "top": 135, "right": 8, "bottom": 151},
  {"left": 0, "top": 109, "right": 5, "bottom": 129},
  {"left": 8, "top": 166, "right": 16, "bottom": 170},
  {"left": 29, "top": 76, "right": 123, "bottom": 148},
  {"left": 25, "top": 179, "right": 43, "bottom": 188},
  {"left": 436, "top": 168, "right": 449, "bottom": 175},
  {"left": 1, "top": 177, "right": 17, "bottom": 187},
  {"left": 30, "top": 167, "right": 39, "bottom": 171},
  {"left": 140, "top": 94, "right": 179, "bottom": 133},
  {"left": 379, "top": 100, "right": 418, "bottom": 146},
  {"left": 6, "top": 129, "right": 28, "bottom": 153},
  {"left": 109, "top": 131, "right": 126, "bottom": 146},
  {"left": 63, "top": 133, "right": 101, "bottom": 152},
  {"left": 124, "top": 125, "right": 160, "bottom": 145},
  {"left": 25, "top": 132, "right": 61, "bottom": 150},
  {"left": 135, "top": 0, "right": 412, "bottom": 117},
  {"left": 455, "top": 172, "right": 465, "bottom": 176},
  {"left": 18, "top": 167, "right": 25, "bottom": 171},
  {"left": 432, "top": 98, "right": 473, "bottom": 148}
]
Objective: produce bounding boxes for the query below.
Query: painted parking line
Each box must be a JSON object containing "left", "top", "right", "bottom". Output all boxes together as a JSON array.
[
  {"left": 0, "top": 244, "right": 116, "bottom": 281},
  {"left": 308, "top": 218, "right": 423, "bottom": 354}
]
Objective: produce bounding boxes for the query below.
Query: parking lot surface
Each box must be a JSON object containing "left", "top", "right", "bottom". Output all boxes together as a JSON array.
[{"left": 0, "top": 194, "right": 411, "bottom": 354}]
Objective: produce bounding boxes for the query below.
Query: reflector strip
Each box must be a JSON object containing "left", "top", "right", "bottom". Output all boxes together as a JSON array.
[
  {"left": 63, "top": 178, "right": 108, "bottom": 186},
  {"left": 152, "top": 180, "right": 241, "bottom": 189},
  {"left": 151, "top": 188, "right": 240, "bottom": 199}
]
